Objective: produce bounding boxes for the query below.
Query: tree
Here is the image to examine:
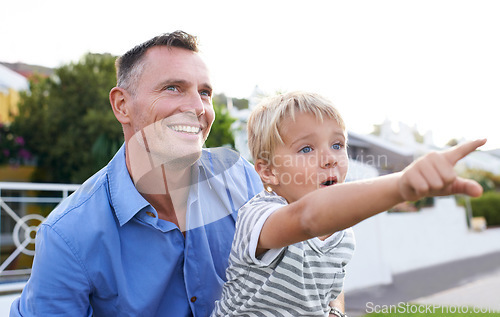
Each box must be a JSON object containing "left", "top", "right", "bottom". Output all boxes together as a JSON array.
[
  {"left": 12, "top": 53, "right": 123, "bottom": 183},
  {"left": 12, "top": 53, "right": 237, "bottom": 183},
  {"left": 205, "top": 102, "right": 236, "bottom": 149}
]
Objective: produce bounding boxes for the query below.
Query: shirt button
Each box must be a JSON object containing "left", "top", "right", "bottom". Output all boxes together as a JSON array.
[
  {"left": 145, "top": 211, "right": 156, "bottom": 218},
  {"left": 190, "top": 296, "right": 197, "bottom": 303}
]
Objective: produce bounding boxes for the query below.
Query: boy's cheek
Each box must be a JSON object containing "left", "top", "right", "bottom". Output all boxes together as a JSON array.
[{"left": 339, "top": 160, "right": 349, "bottom": 182}]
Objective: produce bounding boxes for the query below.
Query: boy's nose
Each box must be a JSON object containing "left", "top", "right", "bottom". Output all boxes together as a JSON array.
[{"left": 320, "top": 151, "right": 337, "bottom": 168}]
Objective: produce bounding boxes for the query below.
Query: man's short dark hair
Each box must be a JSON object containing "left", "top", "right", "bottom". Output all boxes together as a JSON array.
[{"left": 115, "top": 30, "right": 199, "bottom": 94}]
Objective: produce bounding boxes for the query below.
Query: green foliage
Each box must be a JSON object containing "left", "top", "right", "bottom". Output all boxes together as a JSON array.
[
  {"left": 0, "top": 122, "right": 32, "bottom": 165},
  {"left": 205, "top": 102, "right": 236, "bottom": 149},
  {"left": 460, "top": 169, "right": 498, "bottom": 192},
  {"left": 470, "top": 191, "right": 500, "bottom": 227},
  {"left": 11, "top": 53, "right": 123, "bottom": 183},
  {"left": 213, "top": 93, "right": 249, "bottom": 110},
  {"left": 413, "top": 196, "right": 434, "bottom": 209},
  {"left": 232, "top": 97, "right": 249, "bottom": 110}
]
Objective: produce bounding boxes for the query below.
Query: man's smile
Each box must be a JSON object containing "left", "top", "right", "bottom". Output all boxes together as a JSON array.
[{"left": 168, "top": 125, "right": 202, "bottom": 135}]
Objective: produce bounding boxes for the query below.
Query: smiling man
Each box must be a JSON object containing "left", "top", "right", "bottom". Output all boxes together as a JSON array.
[{"left": 10, "top": 31, "right": 263, "bottom": 317}]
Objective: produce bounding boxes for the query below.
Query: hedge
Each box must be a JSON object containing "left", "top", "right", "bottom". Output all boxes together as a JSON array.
[{"left": 470, "top": 191, "right": 500, "bottom": 227}]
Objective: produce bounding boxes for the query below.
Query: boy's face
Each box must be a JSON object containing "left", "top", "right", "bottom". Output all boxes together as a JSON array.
[{"left": 269, "top": 112, "right": 348, "bottom": 203}]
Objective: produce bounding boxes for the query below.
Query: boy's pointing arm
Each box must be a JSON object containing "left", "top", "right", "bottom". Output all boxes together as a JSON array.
[{"left": 258, "top": 139, "right": 487, "bottom": 252}]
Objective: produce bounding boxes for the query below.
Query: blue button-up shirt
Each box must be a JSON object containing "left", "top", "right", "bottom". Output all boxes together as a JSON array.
[{"left": 10, "top": 145, "right": 263, "bottom": 317}]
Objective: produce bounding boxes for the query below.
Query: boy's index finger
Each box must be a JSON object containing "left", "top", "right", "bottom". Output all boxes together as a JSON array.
[{"left": 443, "top": 139, "right": 487, "bottom": 165}]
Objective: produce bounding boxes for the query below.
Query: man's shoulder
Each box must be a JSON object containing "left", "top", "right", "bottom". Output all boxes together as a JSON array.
[{"left": 43, "top": 168, "right": 110, "bottom": 228}]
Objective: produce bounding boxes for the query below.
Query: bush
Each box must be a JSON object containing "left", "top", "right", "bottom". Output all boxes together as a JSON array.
[
  {"left": 460, "top": 169, "right": 498, "bottom": 192},
  {"left": 0, "top": 123, "right": 32, "bottom": 166},
  {"left": 470, "top": 191, "right": 500, "bottom": 227}
]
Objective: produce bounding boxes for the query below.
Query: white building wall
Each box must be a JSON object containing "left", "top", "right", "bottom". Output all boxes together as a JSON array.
[
  {"left": 343, "top": 212, "right": 393, "bottom": 290},
  {"left": 344, "top": 196, "right": 500, "bottom": 292}
]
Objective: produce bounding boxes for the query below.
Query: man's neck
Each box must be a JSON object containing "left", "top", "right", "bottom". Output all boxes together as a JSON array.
[{"left": 134, "top": 164, "right": 192, "bottom": 232}]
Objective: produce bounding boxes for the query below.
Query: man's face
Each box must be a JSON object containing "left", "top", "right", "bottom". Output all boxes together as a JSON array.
[{"left": 125, "top": 46, "right": 215, "bottom": 173}]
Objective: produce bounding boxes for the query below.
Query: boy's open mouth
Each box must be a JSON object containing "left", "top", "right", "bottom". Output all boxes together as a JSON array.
[{"left": 321, "top": 177, "right": 338, "bottom": 187}]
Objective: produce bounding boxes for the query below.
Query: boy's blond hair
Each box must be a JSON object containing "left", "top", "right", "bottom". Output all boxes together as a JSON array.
[{"left": 247, "top": 91, "right": 346, "bottom": 165}]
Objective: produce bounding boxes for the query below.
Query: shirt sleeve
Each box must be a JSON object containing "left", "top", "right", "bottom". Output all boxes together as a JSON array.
[
  {"left": 248, "top": 205, "right": 286, "bottom": 266},
  {"left": 235, "top": 193, "right": 287, "bottom": 267},
  {"left": 10, "top": 224, "right": 92, "bottom": 317}
]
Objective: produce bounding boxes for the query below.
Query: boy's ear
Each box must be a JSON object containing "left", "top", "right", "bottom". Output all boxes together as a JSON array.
[
  {"left": 255, "top": 159, "right": 279, "bottom": 186},
  {"left": 109, "top": 87, "right": 131, "bottom": 124}
]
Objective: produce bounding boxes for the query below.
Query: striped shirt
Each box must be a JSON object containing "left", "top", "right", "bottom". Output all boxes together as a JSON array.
[{"left": 211, "top": 190, "right": 356, "bottom": 317}]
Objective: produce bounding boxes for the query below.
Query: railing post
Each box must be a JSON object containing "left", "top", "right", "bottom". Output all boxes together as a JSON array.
[{"left": 0, "top": 182, "right": 80, "bottom": 280}]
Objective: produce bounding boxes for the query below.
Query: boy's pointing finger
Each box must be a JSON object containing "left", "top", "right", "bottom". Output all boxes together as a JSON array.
[{"left": 443, "top": 139, "right": 487, "bottom": 165}]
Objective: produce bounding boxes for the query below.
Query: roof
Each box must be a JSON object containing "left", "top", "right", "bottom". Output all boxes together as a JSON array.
[
  {"left": 458, "top": 151, "right": 500, "bottom": 175},
  {"left": 0, "top": 64, "right": 29, "bottom": 93},
  {"left": 348, "top": 130, "right": 416, "bottom": 157}
]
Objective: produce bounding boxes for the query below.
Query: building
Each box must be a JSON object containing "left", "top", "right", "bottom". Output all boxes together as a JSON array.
[{"left": 0, "top": 64, "right": 29, "bottom": 123}]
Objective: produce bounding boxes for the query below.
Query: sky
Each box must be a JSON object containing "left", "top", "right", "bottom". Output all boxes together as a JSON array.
[{"left": 2, "top": 0, "right": 499, "bottom": 150}]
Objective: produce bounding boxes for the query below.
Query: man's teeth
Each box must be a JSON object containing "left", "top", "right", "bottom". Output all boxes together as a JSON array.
[{"left": 169, "top": 125, "right": 201, "bottom": 134}]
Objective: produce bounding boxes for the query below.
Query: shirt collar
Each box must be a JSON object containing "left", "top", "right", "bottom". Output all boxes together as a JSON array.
[
  {"left": 106, "top": 146, "right": 237, "bottom": 226},
  {"left": 107, "top": 144, "right": 150, "bottom": 226}
]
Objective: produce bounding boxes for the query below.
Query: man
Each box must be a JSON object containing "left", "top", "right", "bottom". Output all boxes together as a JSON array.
[{"left": 11, "top": 31, "right": 263, "bottom": 316}]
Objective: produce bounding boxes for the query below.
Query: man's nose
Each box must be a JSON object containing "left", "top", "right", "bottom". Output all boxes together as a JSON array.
[{"left": 181, "top": 92, "right": 206, "bottom": 117}]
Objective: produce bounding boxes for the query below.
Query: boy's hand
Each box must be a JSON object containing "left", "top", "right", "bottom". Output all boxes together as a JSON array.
[{"left": 398, "top": 139, "right": 487, "bottom": 202}]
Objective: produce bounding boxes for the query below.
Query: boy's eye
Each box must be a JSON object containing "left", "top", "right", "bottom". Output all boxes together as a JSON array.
[
  {"left": 299, "top": 146, "right": 313, "bottom": 154},
  {"left": 332, "top": 143, "right": 344, "bottom": 150}
]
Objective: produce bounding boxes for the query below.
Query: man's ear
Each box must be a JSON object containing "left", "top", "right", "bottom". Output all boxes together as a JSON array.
[
  {"left": 109, "top": 87, "right": 131, "bottom": 124},
  {"left": 255, "top": 159, "right": 279, "bottom": 186}
]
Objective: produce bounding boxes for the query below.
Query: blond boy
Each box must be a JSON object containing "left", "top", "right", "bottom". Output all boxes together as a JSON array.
[{"left": 212, "top": 91, "right": 485, "bottom": 317}]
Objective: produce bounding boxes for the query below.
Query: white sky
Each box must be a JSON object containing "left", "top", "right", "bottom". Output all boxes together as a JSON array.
[{"left": 1, "top": 0, "right": 499, "bottom": 150}]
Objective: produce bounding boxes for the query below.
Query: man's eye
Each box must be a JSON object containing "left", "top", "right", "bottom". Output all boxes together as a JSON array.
[
  {"left": 299, "top": 146, "right": 312, "bottom": 154},
  {"left": 200, "top": 90, "right": 211, "bottom": 97},
  {"left": 165, "top": 86, "right": 177, "bottom": 91}
]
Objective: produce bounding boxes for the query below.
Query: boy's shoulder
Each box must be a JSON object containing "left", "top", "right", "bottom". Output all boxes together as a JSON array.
[
  {"left": 239, "top": 190, "right": 287, "bottom": 216},
  {"left": 251, "top": 190, "right": 287, "bottom": 203}
]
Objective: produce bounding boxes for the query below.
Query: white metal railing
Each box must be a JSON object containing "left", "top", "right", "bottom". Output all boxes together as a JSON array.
[{"left": 0, "top": 182, "right": 80, "bottom": 281}]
